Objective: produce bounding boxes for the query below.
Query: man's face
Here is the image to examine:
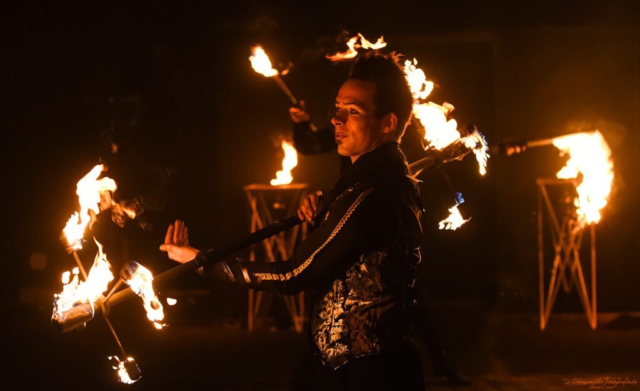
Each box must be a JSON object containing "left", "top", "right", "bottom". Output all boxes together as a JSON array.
[{"left": 332, "top": 79, "right": 387, "bottom": 163}]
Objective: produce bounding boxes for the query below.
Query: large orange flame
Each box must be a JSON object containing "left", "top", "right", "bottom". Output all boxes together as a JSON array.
[{"left": 552, "top": 130, "right": 614, "bottom": 226}]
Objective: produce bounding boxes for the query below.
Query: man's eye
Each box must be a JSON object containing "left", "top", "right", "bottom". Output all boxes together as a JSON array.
[{"left": 349, "top": 109, "right": 359, "bottom": 115}]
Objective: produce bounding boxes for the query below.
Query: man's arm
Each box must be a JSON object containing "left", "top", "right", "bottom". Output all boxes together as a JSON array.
[
  {"left": 198, "top": 187, "right": 397, "bottom": 295},
  {"left": 289, "top": 100, "right": 336, "bottom": 155}
]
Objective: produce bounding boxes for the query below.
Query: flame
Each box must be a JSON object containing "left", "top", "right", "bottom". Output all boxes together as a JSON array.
[
  {"left": 270, "top": 139, "right": 298, "bottom": 186},
  {"left": 439, "top": 204, "right": 470, "bottom": 230},
  {"left": 326, "top": 33, "right": 387, "bottom": 61},
  {"left": 404, "top": 58, "right": 490, "bottom": 175},
  {"left": 123, "top": 261, "right": 166, "bottom": 329},
  {"left": 166, "top": 297, "right": 177, "bottom": 306},
  {"left": 413, "top": 102, "right": 460, "bottom": 150},
  {"left": 52, "top": 239, "right": 115, "bottom": 319},
  {"left": 250, "top": 45, "right": 279, "bottom": 77},
  {"left": 62, "top": 164, "right": 116, "bottom": 251},
  {"left": 461, "top": 130, "right": 490, "bottom": 176},
  {"left": 109, "top": 356, "right": 141, "bottom": 384},
  {"left": 552, "top": 130, "right": 614, "bottom": 225},
  {"left": 404, "top": 58, "right": 435, "bottom": 101}
]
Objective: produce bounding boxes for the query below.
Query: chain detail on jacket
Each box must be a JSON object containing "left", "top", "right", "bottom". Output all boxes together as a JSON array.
[{"left": 254, "top": 187, "right": 374, "bottom": 282}]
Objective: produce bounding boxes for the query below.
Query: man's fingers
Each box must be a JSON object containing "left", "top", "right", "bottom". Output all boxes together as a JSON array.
[
  {"left": 165, "top": 224, "right": 175, "bottom": 244},
  {"left": 174, "top": 220, "right": 183, "bottom": 244}
]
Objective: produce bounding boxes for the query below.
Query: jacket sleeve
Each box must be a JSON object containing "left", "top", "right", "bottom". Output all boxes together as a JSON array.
[
  {"left": 292, "top": 122, "right": 336, "bottom": 155},
  {"left": 198, "top": 187, "right": 398, "bottom": 295}
]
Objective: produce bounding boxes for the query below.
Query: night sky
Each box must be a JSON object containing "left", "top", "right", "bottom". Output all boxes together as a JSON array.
[{"left": 3, "top": 1, "right": 640, "bottom": 380}]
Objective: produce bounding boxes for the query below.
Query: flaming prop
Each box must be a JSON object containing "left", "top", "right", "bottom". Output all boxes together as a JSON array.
[
  {"left": 249, "top": 45, "right": 319, "bottom": 132},
  {"left": 250, "top": 45, "right": 298, "bottom": 105},
  {"left": 52, "top": 163, "right": 167, "bottom": 383},
  {"left": 492, "top": 130, "right": 614, "bottom": 226},
  {"left": 270, "top": 139, "right": 298, "bottom": 186},
  {"left": 403, "top": 57, "right": 489, "bottom": 229}
]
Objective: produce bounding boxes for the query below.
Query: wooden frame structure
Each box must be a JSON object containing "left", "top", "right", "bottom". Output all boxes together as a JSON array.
[
  {"left": 537, "top": 178, "right": 597, "bottom": 330},
  {"left": 243, "top": 183, "right": 308, "bottom": 332}
]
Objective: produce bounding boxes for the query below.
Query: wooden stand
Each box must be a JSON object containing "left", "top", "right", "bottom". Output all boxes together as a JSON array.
[
  {"left": 243, "top": 183, "right": 309, "bottom": 332},
  {"left": 537, "top": 178, "right": 597, "bottom": 330}
]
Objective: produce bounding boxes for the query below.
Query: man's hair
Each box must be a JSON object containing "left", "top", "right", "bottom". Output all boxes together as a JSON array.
[{"left": 348, "top": 51, "right": 413, "bottom": 140}]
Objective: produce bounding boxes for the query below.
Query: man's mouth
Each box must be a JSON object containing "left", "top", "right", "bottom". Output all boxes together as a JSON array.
[{"left": 335, "top": 132, "right": 347, "bottom": 142}]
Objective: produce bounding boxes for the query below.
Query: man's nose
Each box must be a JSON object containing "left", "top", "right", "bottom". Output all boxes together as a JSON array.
[{"left": 332, "top": 111, "right": 345, "bottom": 126}]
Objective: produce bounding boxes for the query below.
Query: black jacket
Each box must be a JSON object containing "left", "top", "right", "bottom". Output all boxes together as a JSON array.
[{"left": 198, "top": 142, "right": 424, "bottom": 369}]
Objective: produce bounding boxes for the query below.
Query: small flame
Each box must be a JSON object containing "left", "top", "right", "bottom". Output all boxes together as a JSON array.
[
  {"left": 52, "top": 239, "right": 115, "bottom": 319},
  {"left": 326, "top": 33, "right": 387, "bottom": 61},
  {"left": 552, "top": 130, "right": 614, "bottom": 226},
  {"left": 250, "top": 45, "right": 279, "bottom": 77},
  {"left": 270, "top": 139, "right": 298, "bottom": 186},
  {"left": 109, "top": 356, "right": 141, "bottom": 384},
  {"left": 123, "top": 261, "right": 166, "bottom": 329},
  {"left": 62, "top": 164, "right": 116, "bottom": 251},
  {"left": 461, "top": 130, "right": 490, "bottom": 176},
  {"left": 439, "top": 203, "right": 470, "bottom": 230},
  {"left": 166, "top": 297, "right": 177, "bottom": 306}
]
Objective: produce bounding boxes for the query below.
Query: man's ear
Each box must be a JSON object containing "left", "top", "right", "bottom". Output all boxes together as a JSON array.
[{"left": 382, "top": 113, "right": 398, "bottom": 135}]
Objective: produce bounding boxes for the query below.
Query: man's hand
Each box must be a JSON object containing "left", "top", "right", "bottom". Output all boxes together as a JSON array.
[
  {"left": 289, "top": 100, "right": 310, "bottom": 123},
  {"left": 159, "top": 219, "right": 200, "bottom": 263},
  {"left": 297, "top": 190, "right": 323, "bottom": 224}
]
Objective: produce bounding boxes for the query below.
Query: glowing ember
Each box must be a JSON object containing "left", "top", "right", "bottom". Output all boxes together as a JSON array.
[
  {"left": 552, "top": 130, "right": 614, "bottom": 225},
  {"left": 109, "top": 356, "right": 141, "bottom": 384},
  {"left": 439, "top": 203, "right": 470, "bottom": 230},
  {"left": 52, "top": 239, "right": 115, "bottom": 320},
  {"left": 326, "top": 33, "right": 387, "bottom": 61},
  {"left": 62, "top": 164, "right": 116, "bottom": 251},
  {"left": 249, "top": 45, "right": 279, "bottom": 77},
  {"left": 122, "top": 261, "right": 166, "bottom": 329},
  {"left": 166, "top": 297, "right": 177, "bottom": 306},
  {"left": 270, "top": 139, "right": 298, "bottom": 186}
]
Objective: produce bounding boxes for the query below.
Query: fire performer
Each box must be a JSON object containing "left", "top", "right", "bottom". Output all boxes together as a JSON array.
[
  {"left": 288, "top": 68, "right": 470, "bottom": 387},
  {"left": 161, "top": 51, "right": 426, "bottom": 390}
]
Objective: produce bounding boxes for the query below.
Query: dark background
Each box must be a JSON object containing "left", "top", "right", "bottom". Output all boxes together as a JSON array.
[{"left": 2, "top": 1, "right": 640, "bottom": 387}]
